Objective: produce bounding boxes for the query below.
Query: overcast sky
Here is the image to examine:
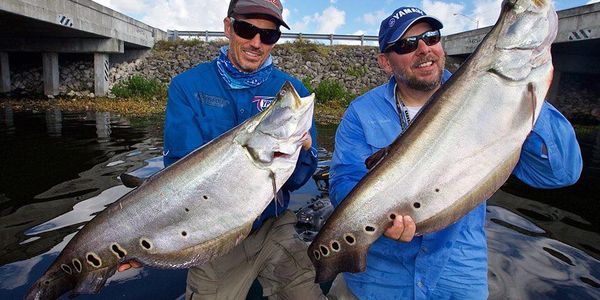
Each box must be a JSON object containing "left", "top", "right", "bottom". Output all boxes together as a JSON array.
[{"left": 93, "top": 0, "right": 600, "bottom": 37}]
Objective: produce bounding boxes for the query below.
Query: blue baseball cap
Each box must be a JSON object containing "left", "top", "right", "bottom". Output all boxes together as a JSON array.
[{"left": 378, "top": 7, "right": 443, "bottom": 53}]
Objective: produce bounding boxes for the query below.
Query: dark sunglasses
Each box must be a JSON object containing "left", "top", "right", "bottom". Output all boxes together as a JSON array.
[
  {"left": 231, "top": 17, "right": 281, "bottom": 45},
  {"left": 384, "top": 30, "right": 441, "bottom": 54}
]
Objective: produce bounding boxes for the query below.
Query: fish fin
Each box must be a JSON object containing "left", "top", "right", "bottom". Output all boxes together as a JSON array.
[
  {"left": 119, "top": 173, "right": 145, "bottom": 188},
  {"left": 527, "top": 82, "right": 537, "bottom": 128},
  {"left": 72, "top": 266, "right": 116, "bottom": 295},
  {"left": 270, "top": 171, "right": 283, "bottom": 217},
  {"left": 309, "top": 243, "right": 369, "bottom": 283},
  {"left": 365, "top": 147, "right": 389, "bottom": 171}
]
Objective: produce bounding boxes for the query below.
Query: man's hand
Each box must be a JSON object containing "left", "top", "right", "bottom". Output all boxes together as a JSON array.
[
  {"left": 383, "top": 215, "right": 416, "bottom": 242},
  {"left": 117, "top": 259, "right": 143, "bottom": 272},
  {"left": 302, "top": 133, "right": 312, "bottom": 150}
]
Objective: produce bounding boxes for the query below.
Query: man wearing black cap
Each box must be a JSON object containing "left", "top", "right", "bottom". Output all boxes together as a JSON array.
[
  {"left": 118, "top": 1, "right": 324, "bottom": 299},
  {"left": 328, "top": 6, "right": 582, "bottom": 300}
]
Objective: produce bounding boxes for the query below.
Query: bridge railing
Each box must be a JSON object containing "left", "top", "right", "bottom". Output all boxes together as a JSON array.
[{"left": 167, "top": 30, "right": 379, "bottom": 46}]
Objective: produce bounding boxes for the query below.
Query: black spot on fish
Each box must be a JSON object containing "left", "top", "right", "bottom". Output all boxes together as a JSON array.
[
  {"left": 365, "top": 226, "right": 376, "bottom": 232},
  {"left": 435, "top": 188, "right": 440, "bottom": 192},
  {"left": 314, "top": 250, "right": 321, "bottom": 260},
  {"left": 320, "top": 245, "right": 329, "bottom": 256},
  {"left": 344, "top": 234, "right": 356, "bottom": 245},
  {"left": 140, "top": 238, "right": 153, "bottom": 250},
  {"left": 72, "top": 259, "right": 82, "bottom": 273},
  {"left": 61, "top": 264, "right": 72, "bottom": 275},
  {"left": 389, "top": 213, "right": 397, "bottom": 220},
  {"left": 203, "top": 195, "right": 209, "bottom": 200},
  {"left": 413, "top": 202, "right": 421, "bottom": 209},
  {"left": 44, "top": 280, "right": 50, "bottom": 285},
  {"left": 185, "top": 208, "right": 190, "bottom": 212},
  {"left": 111, "top": 243, "right": 127, "bottom": 259},
  {"left": 331, "top": 241, "right": 340, "bottom": 251},
  {"left": 86, "top": 253, "right": 102, "bottom": 268},
  {"left": 181, "top": 231, "right": 188, "bottom": 237}
]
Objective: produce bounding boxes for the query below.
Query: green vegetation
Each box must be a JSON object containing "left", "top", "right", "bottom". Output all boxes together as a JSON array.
[
  {"left": 154, "top": 39, "right": 202, "bottom": 51},
  {"left": 302, "top": 76, "right": 315, "bottom": 94},
  {"left": 281, "top": 38, "right": 330, "bottom": 61},
  {"left": 314, "top": 79, "right": 356, "bottom": 105},
  {"left": 154, "top": 38, "right": 228, "bottom": 52},
  {"left": 111, "top": 75, "right": 167, "bottom": 99},
  {"left": 346, "top": 65, "right": 368, "bottom": 77},
  {"left": 302, "top": 77, "right": 357, "bottom": 107}
]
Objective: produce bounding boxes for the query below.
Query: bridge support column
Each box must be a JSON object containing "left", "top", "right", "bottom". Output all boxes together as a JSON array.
[
  {"left": 547, "top": 70, "right": 562, "bottom": 106},
  {"left": 1, "top": 52, "right": 11, "bottom": 93},
  {"left": 94, "top": 53, "right": 109, "bottom": 97},
  {"left": 42, "top": 52, "right": 59, "bottom": 96}
]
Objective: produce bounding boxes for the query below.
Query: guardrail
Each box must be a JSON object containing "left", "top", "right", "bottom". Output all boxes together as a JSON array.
[{"left": 167, "top": 30, "right": 379, "bottom": 46}]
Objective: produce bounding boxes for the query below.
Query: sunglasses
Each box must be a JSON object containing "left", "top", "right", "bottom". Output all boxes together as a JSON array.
[
  {"left": 384, "top": 30, "right": 441, "bottom": 54},
  {"left": 231, "top": 17, "right": 281, "bottom": 45}
]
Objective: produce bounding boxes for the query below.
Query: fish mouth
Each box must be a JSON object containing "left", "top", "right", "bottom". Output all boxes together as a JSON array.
[
  {"left": 273, "top": 132, "right": 308, "bottom": 159},
  {"left": 273, "top": 151, "right": 292, "bottom": 159}
]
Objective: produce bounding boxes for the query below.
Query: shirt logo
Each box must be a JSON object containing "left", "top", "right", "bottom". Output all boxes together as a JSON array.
[
  {"left": 390, "top": 8, "right": 425, "bottom": 27},
  {"left": 253, "top": 96, "right": 275, "bottom": 112},
  {"left": 196, "top": 93, "right": 230, "bottom": 108},
  {"left": 388, "top": 17, "right": 396, "bottom": 27}
]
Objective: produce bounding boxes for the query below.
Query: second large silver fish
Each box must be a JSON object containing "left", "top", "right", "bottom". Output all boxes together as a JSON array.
[{"left": 308, "top": 0, "right": 558, "bottom": 283}]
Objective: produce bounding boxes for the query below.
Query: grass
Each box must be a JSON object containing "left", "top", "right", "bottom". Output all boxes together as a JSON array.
[
  {"left": 280, "top": 39, "right": 330, "bottom": 61},
  {"left": 314, "top": 79, "right": 356, "bottom": 106},
  {"left": 111, "top": 75, "right": 167, "bottom": 99},
  {"left": 0, "top": 97, "right": 167, "bottom": 117},
  {"left": 0, "top": 92, "right": 346, "bottom": 124},
  {"left": 345, "top": 65, "right": 368, "bottom": 77},
  {"left": 154, "top": 39, "right": 202, "bottom": 51}
]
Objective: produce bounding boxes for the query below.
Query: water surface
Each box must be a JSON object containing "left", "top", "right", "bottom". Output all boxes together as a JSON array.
[{"left": 0, "top": 108, "right": 598, "bottom": 299}]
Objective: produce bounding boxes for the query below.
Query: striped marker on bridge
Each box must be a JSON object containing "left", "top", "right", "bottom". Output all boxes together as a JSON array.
[
  {"left": 568, "top": 29, "right": 593, "bottom": 41},
  {"left": 57, "top": 15, "right": 73, "bottom": 27},
  {"left": 104, "top": 59, "right": 110, "bottom": 82}
]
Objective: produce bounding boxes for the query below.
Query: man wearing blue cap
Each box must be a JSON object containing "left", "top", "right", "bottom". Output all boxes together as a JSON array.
[
  {"left": 328, "top": 7, "right": 582, "bottom": 299},
  {"left": 117, "top": 1, "right": 325, "bottom": 299}
]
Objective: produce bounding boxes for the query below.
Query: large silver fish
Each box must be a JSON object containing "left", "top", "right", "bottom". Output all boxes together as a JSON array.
[
  {"left": 26, "top": 81, "right": 315, "bottom": 299},
  {"left": 308, "top": 0, "right": 558, "bottom": 283}
]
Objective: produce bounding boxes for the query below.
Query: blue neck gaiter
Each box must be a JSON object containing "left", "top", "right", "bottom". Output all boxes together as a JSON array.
[{"left": 216, "top": 46, "right": 273, "bottom": 89}]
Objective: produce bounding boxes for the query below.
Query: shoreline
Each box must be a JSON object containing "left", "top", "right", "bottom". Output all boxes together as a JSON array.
[
  {"left": 1, "top": 97, "right": 597, "bottom": 128},
  {"left": 0, "top": 97, "right": 346, "bottom": 125}
]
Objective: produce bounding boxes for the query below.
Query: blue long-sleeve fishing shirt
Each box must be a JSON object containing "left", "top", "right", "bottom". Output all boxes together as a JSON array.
[
  {"left": 163, "top": 59, "right": 318, "bottom": 230},
  {"left": 329, "top": 73, "right": 583, "bottom": 299}
]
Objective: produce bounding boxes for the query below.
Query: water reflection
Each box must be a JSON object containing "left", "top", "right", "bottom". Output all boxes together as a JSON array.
[
  {"left": 490, "top": 190, "right": 600, "bottom": 261},
  {"left": 0, "top": 110, "right": 598, "bottom": 299},
  {"left": 488, "top": 205, "right": 600, "bottom": 299},
  {"left": 593, "top": 129, "right": 600, "bottom": 167},
  {"left": 45, "top": 108, "right": 62, "bottom": 137},
  {"left": 0, "top": 106, "right": 14, "bottom": 135},
  {"left": 26, "top": 185, "right": 132, "bottom": 236},
  {"left": 92, "top": 111, "right": 112, "bottom": 140}
]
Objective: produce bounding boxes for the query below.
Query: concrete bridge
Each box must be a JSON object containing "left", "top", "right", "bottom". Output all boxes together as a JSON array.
[
  {"left": 442, "top": 2, "right": 600, "bottom": 101},
  {"left": 0, "top": 0, "right": 167, "bottom": 96}
]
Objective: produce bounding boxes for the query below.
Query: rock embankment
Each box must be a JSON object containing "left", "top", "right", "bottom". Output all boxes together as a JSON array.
[
  {"left": 4, "top": 41, "right": 599, "bottom": 123},
  {"left": 109, "top": 41, "right": 389, "bottom": 95}
]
